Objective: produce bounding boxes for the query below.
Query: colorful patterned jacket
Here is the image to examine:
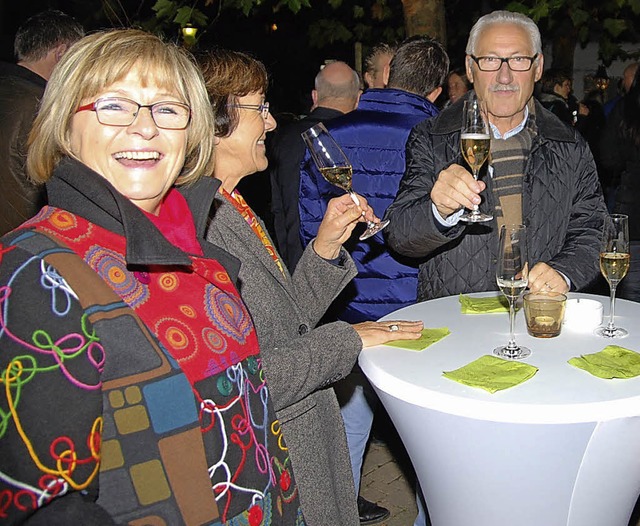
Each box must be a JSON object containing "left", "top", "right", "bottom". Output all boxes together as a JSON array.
[{"left": 0, "top": 157, "right": 305, "bottom": 525}]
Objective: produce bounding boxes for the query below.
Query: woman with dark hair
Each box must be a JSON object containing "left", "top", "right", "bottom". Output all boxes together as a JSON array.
[
  {"left": 197, "top": 49, "right": 423, "bottom": 525},
  {"left": 445, "top": 66, "right": 471, "bottom": 106},
  {"left": 600, "top": 66, "right": 640, "bottom": 301},
  {"left": 537, "top": 68, "right": 575, "bottom": 125}
]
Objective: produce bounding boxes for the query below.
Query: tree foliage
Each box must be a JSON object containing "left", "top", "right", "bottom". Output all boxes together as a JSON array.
[
  {"left": 504, "top": 0, "right": 640, "bottom": 65},
  {"left": 129, "top": 0, "right": 404, "bottom": 48}
]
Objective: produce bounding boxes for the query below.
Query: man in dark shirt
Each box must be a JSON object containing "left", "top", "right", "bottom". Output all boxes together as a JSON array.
[{"left": 0, "top": 9, "right": 83, "bottom": 235}]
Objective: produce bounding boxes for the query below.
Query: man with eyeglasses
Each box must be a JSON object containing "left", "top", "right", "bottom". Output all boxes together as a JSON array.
[{"left": 385, "top": 10, "right": 608, "bottom": 302}]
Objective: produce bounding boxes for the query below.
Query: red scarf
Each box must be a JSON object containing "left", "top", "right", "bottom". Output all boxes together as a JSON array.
[{"left": 143, "top": 188, "right": 204, "bottom": 256}]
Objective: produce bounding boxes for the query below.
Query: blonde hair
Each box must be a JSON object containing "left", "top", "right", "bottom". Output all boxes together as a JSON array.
[{"left": 27, "top": 28, "right": 215, "bottom": 186}]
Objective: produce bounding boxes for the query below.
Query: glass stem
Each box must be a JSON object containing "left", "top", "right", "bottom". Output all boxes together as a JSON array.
[
  {"left": 348, "top": 190, "right": 361, "bottom": 207},
  {"left": 471, "top": 169, "right": 479, "bottom": 212},
  {"left": 507, "top": 297, "right": 517, "bottom": 349},
  {"left": 608, "top": 283, "right": 618, "bottom": 330}
]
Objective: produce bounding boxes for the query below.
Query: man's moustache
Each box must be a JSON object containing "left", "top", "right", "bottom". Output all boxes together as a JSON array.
[{"left": 489, "top": 85, "right": 520, "bottom": 92}]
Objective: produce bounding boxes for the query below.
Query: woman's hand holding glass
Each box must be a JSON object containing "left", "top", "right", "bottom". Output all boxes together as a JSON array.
[
  {"left": 302, "top": 123, "right": 388, "bottom": 240},
  {"left": 313, "top": 193, "right": 376, "bottom": 260}
]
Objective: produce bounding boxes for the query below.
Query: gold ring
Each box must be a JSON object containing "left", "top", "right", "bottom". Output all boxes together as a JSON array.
[{"left": 389, "top": 324, "right": 399, "bottom": 332}]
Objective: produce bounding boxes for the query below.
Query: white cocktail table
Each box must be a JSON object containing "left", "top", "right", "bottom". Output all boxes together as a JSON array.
[{"left": 359, "top": 293, "right": 640, "bottom": 526}]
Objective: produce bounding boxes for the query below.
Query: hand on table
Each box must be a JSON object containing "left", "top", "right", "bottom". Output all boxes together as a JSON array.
[
  {"left": 354, "top": 320, "right": 424, "bottom": 348},
  {"left": 313, "top": 193, "right": 377, "bottom": 259},
  {"left": 431, "top": 164, "right": 486, "bottom": 219},
  {"left": 527, "top": 262, "right": 569, "bottom": 294}
]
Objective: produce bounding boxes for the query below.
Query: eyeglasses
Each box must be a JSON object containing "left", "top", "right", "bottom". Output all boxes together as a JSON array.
[
  {"left": 470, "top": 54, "right": 538, "bottom": 72},
  {"left": 230, "top": 102, "right": 270, "bottom": 119},
  {"left": 76, "top": 97, "right": 191, "bottom": 130}
]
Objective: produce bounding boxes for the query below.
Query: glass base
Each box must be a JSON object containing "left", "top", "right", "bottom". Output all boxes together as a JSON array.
[
  {"left": 360, "top": 219, "right": 390, "bottom": 241},
  {"left": 459, "top": 210, "right": 493, "bottom": 223},
  {"left": 594, "top": 325, "right": 628, "bottom": 338},
  {"left": 493, "top": 345, "right": 531, "bottom": 360}
]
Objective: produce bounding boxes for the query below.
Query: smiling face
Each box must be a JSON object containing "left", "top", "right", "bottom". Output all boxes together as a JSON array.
[
  {"left": 214, "top": 91, "right": 276, "bottom": 192},
  {"left": 466, "top": 23, "right": 543, "bottom": 135},
  {"left": 448, "top": 72, "right": 469, "bottom": 104},
  {"left": 69, "top": 68, "right": 188, "bottom": 214}
]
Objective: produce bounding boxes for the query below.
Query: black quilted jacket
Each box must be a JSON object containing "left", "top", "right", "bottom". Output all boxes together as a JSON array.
[{"left": 385, "top": 96, "right": 608, "bottom": 301}]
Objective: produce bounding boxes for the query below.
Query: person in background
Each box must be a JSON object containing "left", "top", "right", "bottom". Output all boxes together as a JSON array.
[
  {"left": 600, "top": 62, "right": 639, "bottom": 210},
  {"left": 298, "top": 35, "right": 449, "bottom": 526},
  {"left": 385, "top": 10, "right": 607, "bottom": 303},
  {"left": 537, "top": 68, "right": 574, "bottom": 125},
  {"left": 363, "top": 42, "right": 396, "bottom": 89},
  {"left": 600, "top": 66, "right": 640, "bottom": 301},
  {"left": 445, "top": 66, "right": 472, "bottom": 106},
  {"left": 603, "top": 62, "right": 638, "bottom": 117},
  {"left": 199, "top": 48, "right": 423, "bottom": 526},
  {"left": 269, "top": 60, "right": 361, "bottom": 271},
  {"left": 0, "top": 9, "right": 84, "bottom": 235},
  {"left": 1, "top": 29, "right": 308, "bottom": 524},
  {"left": 576, "top": 90, "right": 606, "bottom": 206}
]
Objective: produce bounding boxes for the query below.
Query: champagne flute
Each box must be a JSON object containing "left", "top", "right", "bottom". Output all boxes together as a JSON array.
[
  {"left": 459, "top": 97, "right": 492, "bottom": 223},
  {"left": 595, "top": 214, "right": 630, "bottom": 338},
  {"left": 493, "top": 224, "right": 531, "bottom": 359},
  {"left": 302, "top": 123, "right": 389, "bottom": 240}
]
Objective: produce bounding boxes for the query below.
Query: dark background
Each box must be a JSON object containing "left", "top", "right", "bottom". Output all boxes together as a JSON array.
[{"left": 0, "top": 0, "right": 478, "bottom": 116}]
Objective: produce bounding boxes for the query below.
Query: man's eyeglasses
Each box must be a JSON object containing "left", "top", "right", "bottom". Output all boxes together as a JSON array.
[
  {"left": 230, "top": 102, "right": 270, "bottom": 119},
  {"left": 470, "top": 54, "right": 538, "bottom": 72},
  {"left": 76, "top": 97, "right": 191, "bottom": 130}
]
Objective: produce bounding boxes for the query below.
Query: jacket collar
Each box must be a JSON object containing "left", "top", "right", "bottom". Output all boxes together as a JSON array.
[
  {"left": 309, "top": 106, "right": 345, "bottom": 121},
  {"left": 358, "top": 88, "right": 437, "bottom": 115},
  {"left": 46, "top": 157, "right": 226, "bottom": 269},
  {"left": 0, "top": 61, "right": 47, "bottom": 89},
  {"left": 431, "top": 91, "right": 576, "bottom": 143}
]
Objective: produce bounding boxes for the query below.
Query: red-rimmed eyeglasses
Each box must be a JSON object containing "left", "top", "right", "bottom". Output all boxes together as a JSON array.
[{"left": 76, "top": 97, "right": 191, "bottom": 130}]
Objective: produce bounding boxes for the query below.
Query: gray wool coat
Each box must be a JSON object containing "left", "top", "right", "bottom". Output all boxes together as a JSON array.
[{"left": 206, "top": 194, "right": 361, "bottom": 526}]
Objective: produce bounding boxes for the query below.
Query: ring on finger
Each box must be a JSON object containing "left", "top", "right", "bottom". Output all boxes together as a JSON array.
[{"left": 389, "top": 324, "right": 399, "bottom": 332}]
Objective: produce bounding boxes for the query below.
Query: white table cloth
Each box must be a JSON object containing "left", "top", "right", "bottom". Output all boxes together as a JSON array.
[{"left": 359, "top": 292, "right": 640, "bottom": 526}]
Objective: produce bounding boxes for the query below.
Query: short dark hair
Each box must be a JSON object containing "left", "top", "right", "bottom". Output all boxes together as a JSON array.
[
  {"left": 387, "top": 36, "right": 449, "bottom": 98},
  {"left": 14, "top": 9, "right": 84, "bottom": 62},
  {"left": 540, "top": 68, "right": 572, "bottom": 94}
]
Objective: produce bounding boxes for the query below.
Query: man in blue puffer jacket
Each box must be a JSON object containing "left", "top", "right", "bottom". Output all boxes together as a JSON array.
[{"left": 298, "top": 36, "right": 449, "bottom": 526}]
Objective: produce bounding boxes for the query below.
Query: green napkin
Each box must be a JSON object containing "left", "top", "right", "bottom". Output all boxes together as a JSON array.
[
  {"left": 568, "top": 345, "right": 640, "bottom": 379},
  {"left": 384, "top": 327, "right": 450, "bottom": 352},
  {"left": 443, "top": 355, "right": 538, "bottom": 393},
  {"left": 459, "top": 294, "right": 509, "bottom": 314}
]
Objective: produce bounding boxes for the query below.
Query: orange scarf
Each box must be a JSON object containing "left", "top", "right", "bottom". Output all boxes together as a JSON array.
[{"left": 220, "top": 187, "right": 285, "bottom": 276}]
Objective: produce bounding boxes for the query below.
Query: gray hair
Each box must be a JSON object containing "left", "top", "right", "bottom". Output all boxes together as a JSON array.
[
  {"left": 466, "top": 11, "right": 542, "bottom": 56},
  {"left": 314, "top": 62, "right": 361, "bottom": 100}
]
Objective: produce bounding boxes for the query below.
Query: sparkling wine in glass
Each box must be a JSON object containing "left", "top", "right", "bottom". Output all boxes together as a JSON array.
[
  {"left": 494, "top": 224, "right": 531, "bottom": 359},
  {"left": 595, "top": 214, "right": 630, "bottom": 338},
  {"left": 302, "top": 123, "right": 389, "bottom": 240},
  {"left": 459, "top": 98, "right": 492, "bottom": 223}
]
